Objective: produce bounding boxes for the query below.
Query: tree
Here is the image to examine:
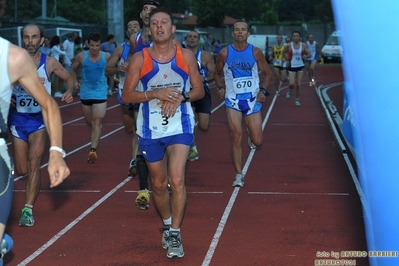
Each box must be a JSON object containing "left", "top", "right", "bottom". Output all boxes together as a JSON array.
[
  {"left": 194, "top": 0, "right": 226, "bottom": 27},
  {"left": 259, "top": 0, "right": 280, "bottom": 25}
]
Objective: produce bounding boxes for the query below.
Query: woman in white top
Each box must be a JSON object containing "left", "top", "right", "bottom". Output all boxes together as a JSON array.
[
  {"left": 49, "top": 35, "right": 66, "bottom": 62},
  {"left": 49, "top": 35, "right": 67, "bottom": 97}
]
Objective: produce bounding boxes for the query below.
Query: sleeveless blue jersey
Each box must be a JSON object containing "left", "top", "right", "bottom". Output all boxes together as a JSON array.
[{"left": 80, "top": 51, "right": 108, "bottom": 100}]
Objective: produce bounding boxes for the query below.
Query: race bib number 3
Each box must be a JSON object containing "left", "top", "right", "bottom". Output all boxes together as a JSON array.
[
  {"left": 148, "top": 101, "right": 181, "bottom": 133},
  {"left": 233, "top": 76, "right": 256, "bottom": 94}
]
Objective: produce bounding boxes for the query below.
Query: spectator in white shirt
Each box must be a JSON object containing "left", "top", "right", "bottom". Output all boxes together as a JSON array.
[
  {"left": 62, "top": 32, "right": 77, "bottom": 72},
  {"left": 50, "top": 35, "right": 67, "bottom": 98}
]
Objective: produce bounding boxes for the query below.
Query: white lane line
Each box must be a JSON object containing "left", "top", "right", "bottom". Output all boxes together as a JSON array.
[
  {"left": 5, "top": 103, "right": 120, "bottom": 145},
  {"left": 58, "top": 101, "right": 81, "bottom": 109},
  {"left": 125, "top": 190, "right": 223, "bottom": 194},
  {"left": 248, "top": 192, "right": 349, "bottom": 196},
  {"left": 17, "top": 176, "right": 133, "bottom": 266},
  {"left": 201, "top": 90, "right": 278, "bottom": 266},
  {"left": 13, "top": 126, "right": 124, "bottom": 181},
  {"left": 271, "top": 123, "right": 326, "bottom": 126},
  {"left": 17, "top": 98, "right": 226, "bottom": 264},
  {"left": 14, "top": 190, "right": 101, "bottom": 193}
]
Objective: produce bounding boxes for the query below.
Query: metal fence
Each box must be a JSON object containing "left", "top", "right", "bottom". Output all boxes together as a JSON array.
[
  {"left": 0, "top": 21, "right": 335, "bottom": 50},
  {"left": 0, "top": 22, "right": 108, "bottom": 46},
  {"left": 197, "top": 23, "right": 336, "bottom": 49}
]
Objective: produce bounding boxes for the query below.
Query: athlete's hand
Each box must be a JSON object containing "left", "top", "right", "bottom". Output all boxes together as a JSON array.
[
  {"left": 257, "top": 91, "right": 267, "bottom": 103},
  {"left": 161, "top": 101, "right": 179, "bottom": 118},
  {"left": 217, "top": 88, "right": 225, "bottom": 100},
  {"left": 158, "top": 87, "right": 181, "bottom": 103},
  {"left": 61, "top": 91, "right": 74, "bottom": 103},
  {"left": 74, "top": 82, "right": 81, "bottom": 90},
  {"left": 47, "top": 153, "right": 70, "bottom": 188},
  {"left": 119, "top": 62, "right": 129, "bottom": 72}
]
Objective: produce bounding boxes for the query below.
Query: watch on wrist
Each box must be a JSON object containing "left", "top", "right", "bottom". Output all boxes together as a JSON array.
[
  {"left": 182, "top": 91, "right": 190, "bottom": 102},
  {"left": 259, "top": 87, "right": 270, "bottom": 96}
]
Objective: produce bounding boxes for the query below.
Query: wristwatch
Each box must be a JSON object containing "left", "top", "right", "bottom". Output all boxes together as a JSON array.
[
  {"left": 182, "top": 91, "right": 190, "bottom": 102},
  {"left": 259, "top": 87, "right": 270, "bottom": 96}
]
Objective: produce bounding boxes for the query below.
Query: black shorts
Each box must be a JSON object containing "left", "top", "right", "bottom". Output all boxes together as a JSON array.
[
  {"left": 191, "top": 86, "right": 211, "bottom": 114},
  {"left": 288, "top": 66, "right": 304, "bottom": 72},
  {"left": 81, "top": 99, "right": 107, "bottom": 106}
]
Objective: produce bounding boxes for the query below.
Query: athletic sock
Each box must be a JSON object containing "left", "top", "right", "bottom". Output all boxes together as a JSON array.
[
  {"left": 169, "top": 228, "right": 180, "bottom": 234},
  {"left": 163, "top": 217, "right": 172, "bottom": 227},
  {"left": 136, "top": 155, "right": 149, "bottom": 190},
  {"left": 191, "top": 146, "right": 198, "bottom": 152},
  {"left": 90, "top": 148, "right": 96, "bottom": 153}
]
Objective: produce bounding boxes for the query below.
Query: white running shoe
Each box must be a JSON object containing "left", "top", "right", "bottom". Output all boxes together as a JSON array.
[
  {"left": 54, "top": 92, "right": 63, "bottom": 98},
  {"left": 286, "top": 89, "right": 292, "bottom": 98},
  {"left": 232, "top": 173, "right": 244, "bottom": 187},
  {"left": 166, "top": 231, "right": 184, "bottom": 259}
]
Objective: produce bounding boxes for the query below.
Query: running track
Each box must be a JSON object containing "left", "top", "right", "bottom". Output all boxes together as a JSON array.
[{"left": 4, "top": 64, "right": 369, "bottom": 266}]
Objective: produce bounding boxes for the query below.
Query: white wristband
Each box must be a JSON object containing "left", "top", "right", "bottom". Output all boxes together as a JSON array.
[{"left": 49, "top": 146, "right": 66, "bottom": 158}]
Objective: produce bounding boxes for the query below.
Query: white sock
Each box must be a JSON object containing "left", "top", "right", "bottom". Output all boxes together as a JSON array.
[
  {"left": 191, "top": 146, "right": 198, "bottom": 152},
  {"left": 163, "top": 217, "right": 172, "bottom": 226},
  {"left": 169, "top": 227, "right": 180, "bottom": 234}
]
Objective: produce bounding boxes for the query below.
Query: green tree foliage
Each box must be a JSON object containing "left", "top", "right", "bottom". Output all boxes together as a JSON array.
[
  {"left": 277, "top": 0, "right": 333, "bottom": 24},
  {"left": 2, "top": 0, "right": 334, "bottom": 27},
  {"left": 124, "top": 0, "right": 143, "bottom": 21},
  {"left": 55, "top": 0, "right": 106, "bottom": 24},
  {"left": 193, "top": 0, "right": 226, "bottom": 27}
]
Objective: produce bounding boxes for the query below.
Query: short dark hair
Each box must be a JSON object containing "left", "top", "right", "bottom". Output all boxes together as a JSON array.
[
  {"left": 187, "top": 30, "right": 199, "bottom": 38},
  {"left": 106, "top": 34, "right": 115, "bottom": 42},
  {"left": 87, "top": 32, "right": 102, "bottom": 43},
  {"left": 143, "top": 0, "right": 160, "bottom": 7},
  {"left": 21, "top": 23, "right": 46, "bottom": 39},
  {"left": 233, "top": 20, "right": 250, "bottom": 32},
  {"left": 49, "top": 35, "right": 61, "bottom": 48},
  {"left": 292, "top": 30, "right": 301, "bottom": 37},
  {"left": 127, "top": 18, "right": 143, "bottom": 29},
  {"left": 149, "top": 7, "right": 174, "bottom": 25}
]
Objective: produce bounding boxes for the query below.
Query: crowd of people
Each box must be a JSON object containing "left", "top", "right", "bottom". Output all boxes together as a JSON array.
[{"left": 0, "top": 0, "right": 323, "bottom": 262}]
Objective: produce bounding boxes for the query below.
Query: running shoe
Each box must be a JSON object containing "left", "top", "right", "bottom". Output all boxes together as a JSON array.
[
  {"left": 166, "top": 231, "right": 184, "bottom": 259},
  {"left": 187, "top": 149, "right": 199, "bottom": 161},
  {"left": 309, "top": 81, "right": 313, "bottom": 86},
  {"left": 87, "top": 151, "right": 97, "bottom": 163},
  {"left": 161, "top": 225, "right": 170, "bottom": 249},
  {"left": 295, "top": 99, "right": 301, "bottom": 107},
  {"left": 311, "top": 78, "right": 315, "bottom": 86},
  {"left": 128, "top": 159, "right": 137, "bottom": 177},
  {"left": 135, "top": 189, "right": 150, "bottom": 210},
  {"left": 286, "top": 89, "right": 292, "bottom": 98},
  {"left": 19, "top": 207, "right": 34, "bottom": 227},
  {"left": 0, "top": 234, "right": 14, "bottom": 265},
  {"left": 248, "top": 137, "right": 257, "bottom": 149},
  {"left": 53, "top": 92, "right": 63, "bottom": 98},
  {"left": 232, "top": 173, "right": 244, "bottom": 187}
]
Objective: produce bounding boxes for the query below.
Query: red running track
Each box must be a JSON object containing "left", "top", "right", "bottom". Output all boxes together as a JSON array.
[{"left": 4, "top": 64, "right": 368, "bottom": 266}]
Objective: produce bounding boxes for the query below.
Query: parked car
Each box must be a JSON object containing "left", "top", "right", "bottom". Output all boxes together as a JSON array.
[{"left": 321, "top": 31, "right": 343, "bottom": 63}]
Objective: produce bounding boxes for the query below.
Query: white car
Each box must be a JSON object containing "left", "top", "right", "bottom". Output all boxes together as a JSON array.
[{"left": 321, "top": 31, "right": 343, "bottom": 63}]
